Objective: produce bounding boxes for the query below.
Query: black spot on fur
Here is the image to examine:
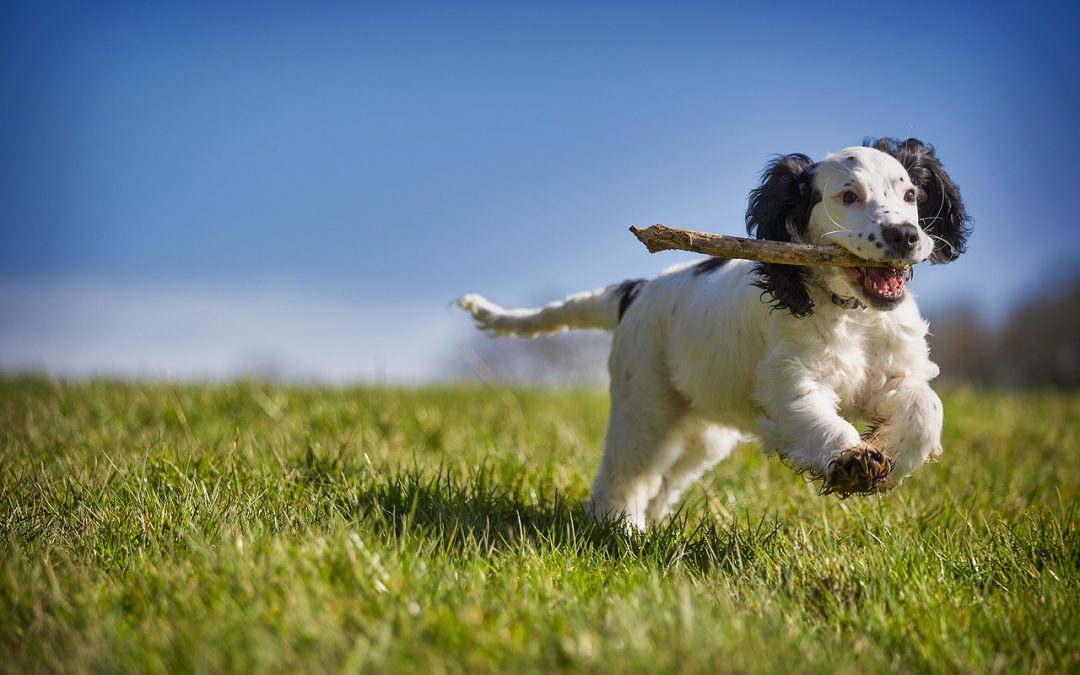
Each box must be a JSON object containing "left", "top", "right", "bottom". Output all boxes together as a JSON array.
[
  {"left": 868, "top": 233, "right": 876, "bottom": 242},
  {"left": 616, "top": 279, "right": 647, "bottom": 321},
  {"left": 745, "top": 153, "right": 818, "bottom": 317},
  {"left": 865, "top": 137, "right": 971, "bottom": 263},
  {"left": 692, "top": 256, "right": 730, "bottom": 276}
]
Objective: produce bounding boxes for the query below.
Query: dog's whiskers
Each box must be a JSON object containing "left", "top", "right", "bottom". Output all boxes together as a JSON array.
[
  {"left": 830, "top": 159, "right": 859, "bottom": 180},
  {"left": 926, "top": 172, "right": 946, "bottom": 232},
  {"left": 925, "top": 232, "right": 953, "bottom": 253},
  {"left": 820, "top": 228, "right": 851, "bottom": 238},
  {"left": 818, "top": 176, "right": 851, "bottom": 241}
]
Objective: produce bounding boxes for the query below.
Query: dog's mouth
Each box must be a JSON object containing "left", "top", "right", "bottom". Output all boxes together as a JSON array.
[{"left": 843, "top": 265, "right": 909, "bottom": 308}]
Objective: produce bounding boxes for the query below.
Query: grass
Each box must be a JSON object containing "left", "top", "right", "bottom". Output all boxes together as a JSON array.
[{"left": 1, "top": 376, "right": 1077, "bottom": 673}]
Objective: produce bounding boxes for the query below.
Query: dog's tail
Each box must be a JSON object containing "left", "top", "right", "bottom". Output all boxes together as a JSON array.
[{"left": 457, "top": 279, "right": 646, "bottom": 337}]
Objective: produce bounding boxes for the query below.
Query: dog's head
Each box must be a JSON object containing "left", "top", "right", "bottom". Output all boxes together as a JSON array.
[{"left": 745, "top": 138, "right": 970, "bottom": 316}]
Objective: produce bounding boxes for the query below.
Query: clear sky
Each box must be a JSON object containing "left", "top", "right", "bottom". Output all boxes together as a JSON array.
[{"left": 2, "top": 1, "right": 1078, "bottom": 382}]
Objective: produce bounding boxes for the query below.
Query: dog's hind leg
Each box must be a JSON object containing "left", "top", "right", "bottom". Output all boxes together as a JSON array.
[
  {"left": 645, "top": 422, "right": 746, "bottom": 523},
  {"left": 586, "top": 384, "right": 686, "bottom": 531}
]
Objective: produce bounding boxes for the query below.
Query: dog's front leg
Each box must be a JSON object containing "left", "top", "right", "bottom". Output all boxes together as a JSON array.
[
  {"left": 862, "top": 379, "right": 943, "bottom": 490},
  {"left": 755, "top": 360, "right": 891, "bottom": 495}
]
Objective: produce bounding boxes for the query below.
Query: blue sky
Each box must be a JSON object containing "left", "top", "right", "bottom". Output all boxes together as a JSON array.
[{"left": 2, "top": 2, "right": 1078, "bottom": 381}]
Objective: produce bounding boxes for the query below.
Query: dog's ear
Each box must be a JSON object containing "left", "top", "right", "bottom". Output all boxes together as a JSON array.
[
  {"left": 746, "top": 153, "right": 817, "bottom": 242},
  {"left": 867, "top": 137, "right": 971, "bottom": 263},
  {"left": 745, "top": 153, "right": 817, "bottom": 317}
]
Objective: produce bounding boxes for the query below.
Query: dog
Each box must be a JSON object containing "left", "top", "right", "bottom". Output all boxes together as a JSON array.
[{"left": 459, "top": 138, "right": 969, "bottom": 530}]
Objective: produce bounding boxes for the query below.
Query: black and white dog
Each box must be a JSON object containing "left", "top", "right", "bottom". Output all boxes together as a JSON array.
[{"left": 459, "top": 138, "right": 969, "bottom": 530}]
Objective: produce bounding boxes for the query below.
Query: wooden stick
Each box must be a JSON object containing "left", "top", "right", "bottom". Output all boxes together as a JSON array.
[{"left": 630, "top": 224, "right": 908, "bottom": 269}]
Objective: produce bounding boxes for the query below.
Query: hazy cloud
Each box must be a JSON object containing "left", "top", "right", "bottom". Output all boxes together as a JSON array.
[{"left": 0, "top": 281, "right": 468, "bottom": 383}]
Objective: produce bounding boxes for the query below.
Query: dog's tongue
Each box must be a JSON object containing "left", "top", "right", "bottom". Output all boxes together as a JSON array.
[{"left": 862, "top": 267, "right": 905, "bottom": 298}]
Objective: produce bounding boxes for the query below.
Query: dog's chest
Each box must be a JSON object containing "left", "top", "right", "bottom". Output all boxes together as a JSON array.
[{"left": 796, "top": 314, "right": 893, "bottom": 410}]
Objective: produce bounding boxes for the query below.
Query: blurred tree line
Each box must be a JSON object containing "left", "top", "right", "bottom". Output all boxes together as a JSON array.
[
  {"left": 927, "top": 273, "right": 1080, "bottom": 389},
  {"left": 456, "top": 332, "right": 612, "bottom": 387},
  {"left": 456, "top": 274, "right": 1080, "bottom": 390}
]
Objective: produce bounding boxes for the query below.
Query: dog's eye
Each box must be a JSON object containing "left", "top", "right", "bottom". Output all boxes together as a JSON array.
[
  {"left": 841, "top": 191, "right": 860, "bottom": 205},
  {"left": 904, "top": 188, "right": 917, "bottom": 203}
]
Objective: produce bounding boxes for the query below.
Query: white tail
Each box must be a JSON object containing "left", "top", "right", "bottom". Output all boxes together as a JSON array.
[{"left": 457, "top": 282, "right": 641, "bottom": 337}]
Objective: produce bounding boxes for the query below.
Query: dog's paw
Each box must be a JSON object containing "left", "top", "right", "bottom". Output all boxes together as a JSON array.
[{"left": 820, "top": 442, "right": 893, "bottom": 497}]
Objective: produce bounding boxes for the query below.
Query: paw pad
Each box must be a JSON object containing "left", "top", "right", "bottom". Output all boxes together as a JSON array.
[{"left": 821, "top": 443, "right": 894, "bottom": 497}]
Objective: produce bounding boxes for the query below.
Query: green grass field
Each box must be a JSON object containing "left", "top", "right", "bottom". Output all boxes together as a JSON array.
[{"left": 1, "top": 376, "right": 1077, "bottom": 673}]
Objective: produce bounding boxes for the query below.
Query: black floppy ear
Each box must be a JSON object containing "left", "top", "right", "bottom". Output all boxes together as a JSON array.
[
  {"left": 745, "top": 153, "right": 817, "bottom": 317},
  {"left": 867, "top": 137, "right": 971, "bottom": 263}
]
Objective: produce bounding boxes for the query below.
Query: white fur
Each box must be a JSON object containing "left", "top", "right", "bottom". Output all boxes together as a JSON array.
[{"left": 459, "top": 146, "right": 946, "bottom": 530}]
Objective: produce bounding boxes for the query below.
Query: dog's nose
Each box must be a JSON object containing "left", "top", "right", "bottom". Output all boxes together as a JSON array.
[{"left": 882, "top": 223, "right": 920, "bottom": 255}]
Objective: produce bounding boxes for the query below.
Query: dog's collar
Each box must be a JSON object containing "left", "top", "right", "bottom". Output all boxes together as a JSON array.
[
  {"left": 831, "top": 293, "right": 866, "bottom": 311},
  {"left": 809, "top": 276, "right": 865, "bottom": 311}
]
